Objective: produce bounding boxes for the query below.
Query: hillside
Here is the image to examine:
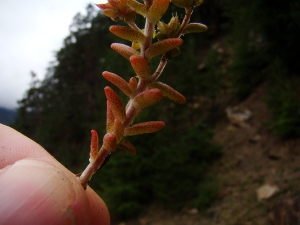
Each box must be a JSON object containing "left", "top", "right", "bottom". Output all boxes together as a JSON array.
[{"left": 119, "top": 82, "right": 300, "bottom": 225}]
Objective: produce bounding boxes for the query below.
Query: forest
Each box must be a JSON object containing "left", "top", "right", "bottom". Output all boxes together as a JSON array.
[{"left": 12, "top": 0, "right": 300, "bottom": 223}]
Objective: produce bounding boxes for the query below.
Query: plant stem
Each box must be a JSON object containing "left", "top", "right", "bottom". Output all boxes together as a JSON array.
[
  {"left": 78, "top": 1, "right": 155, "bottom": 189},
  {"left": 151, "top": 56, "right": 168, "bottom": 81},
  {"left": 175, "top": 7, "right": 194, "bottom": 38},
  {"left": 78, "top": 147, "right": 110, "bottom": 189},
  {"left": 78, "top": 2, "right": 195, "bottom": 190},
  {"left": 151, "top": 7, "right": 194, "bottom": 82}
]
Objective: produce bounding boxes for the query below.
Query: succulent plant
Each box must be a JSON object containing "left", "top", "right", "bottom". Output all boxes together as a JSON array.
[{"left": 78, "top": 0, "right": 207, "bottom": 189}]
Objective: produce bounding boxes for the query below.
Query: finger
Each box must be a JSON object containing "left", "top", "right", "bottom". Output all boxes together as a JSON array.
[
  {"left": 0, "top": 159, "right": 90, "bottom": 224},
  {"left": 85, "top": 187, "right": 111, "bottom": 225},
  {"left": 0, "top": 123, "right": 59, "bottom": 169},
  {"left": 0, "top": 124, "right": 110, "bottom": 224}
]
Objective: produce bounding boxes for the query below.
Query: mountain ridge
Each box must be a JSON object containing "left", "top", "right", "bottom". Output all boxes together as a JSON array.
[{"left": 0, "top": 106, "right": 16, "bottom": 125}]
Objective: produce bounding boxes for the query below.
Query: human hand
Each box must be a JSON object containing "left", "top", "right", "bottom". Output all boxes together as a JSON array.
[{"left": 0, "top": 123, "right": 110, "bottom": 225}]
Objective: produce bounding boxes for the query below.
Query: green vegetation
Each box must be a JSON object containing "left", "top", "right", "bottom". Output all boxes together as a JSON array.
[
  {"left": 223, "top": 0, "right": 300, "bottom": 138},
  {"left": 265, "top": 59, "right": 300, "bottom": 138},
  {"left": 91, "top": 121, "right": 221, "bottom": 220}
]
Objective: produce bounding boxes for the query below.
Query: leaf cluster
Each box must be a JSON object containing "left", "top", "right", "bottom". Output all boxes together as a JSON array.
[{"left": 91, "top": 120, "right": 222, "bottom": 220}]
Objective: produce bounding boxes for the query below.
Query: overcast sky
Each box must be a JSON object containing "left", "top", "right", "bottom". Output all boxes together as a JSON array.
[{"left": 0, "top": 0, "right": 107, "bottom": 109}]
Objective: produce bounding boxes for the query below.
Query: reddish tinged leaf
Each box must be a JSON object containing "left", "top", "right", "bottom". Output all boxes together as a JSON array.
[
  {"left": 89, "top": 130, "right": 99, "bottom": 162},
  {"left": 103, "top": 133, "right": 117, "bottom": 152},
  {"left": 148, "top": 81, "right": 186, "bottom": 104},
  {"left": 145, "top": 38, "right": 183, "bottom": 59},
  {"left": 125, "top": 121, "right": 165, "bottom": 136},
  {"left": 128, "top": 77, "right": 137, "bottom": 94},
  {"left": 117, "top": 138, "right": 136, "bottom": 154},
  {"left": 183, "top": 23, "right": 208, "bottom": 33},
  {"left": 111, "top": 43, "right": 140, "bottom": 60},
  {"left": 104, "top": 86, "right": 126, "bottom": 123},
  {"left": 100, "top": 8, "right": 117, "bottom": 18},
  {"left": 148, "top": 0, "right": 170, "bottom": 23},
  {"left": 106, "top": 101, "right": 115, "bottom": 133},
  {"left": 103, "top": 71, "right": 132, "bottom": 97},
  {"left": 130, "top": 56, "right": 151, "bottom": 79},
  {"left": 127, "top": 0, "right": 147, "bottom": 17},
  {"left": 96, "top": 0, "right": 136, "bottom": 22},
  {"left": 113, "top": 119, "right": 124, "bottom": 143},
  {"left": 133, "top": 88, "right": 162, "bottom": 110},
  {"left": 109, "top": 26, "right": 145, "bottom": 43}
]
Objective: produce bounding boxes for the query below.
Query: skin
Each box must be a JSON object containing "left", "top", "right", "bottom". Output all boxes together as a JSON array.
[{"left": 0, "top": 123, "right": 110, "bottom": 225}]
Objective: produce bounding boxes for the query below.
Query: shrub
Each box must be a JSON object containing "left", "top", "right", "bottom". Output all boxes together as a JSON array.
[{"left": 265, "top": 59, "right": 300, "bottom": 138}]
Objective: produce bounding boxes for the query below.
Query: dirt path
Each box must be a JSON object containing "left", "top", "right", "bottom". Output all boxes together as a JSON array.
[{"left": 118, "top": 83, "right": 300, "bottom": 225}]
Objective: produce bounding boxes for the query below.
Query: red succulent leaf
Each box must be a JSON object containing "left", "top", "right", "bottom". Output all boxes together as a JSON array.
[
  {"left": 133, "top": 88, "right": 163, "bottom": 110},
  {"left": 111, "top": 43, "right": 140, "bottom": 60},
  {"left": 147, "top": 0, "right": 170, "bottom": 23},
  {"left": 110, "top": 26, "right": 145, "bottom": 43},
  {"left": 89, "top": 130, "right": 99, "bottom": 162},
  {"left": 125, "top": 121, "right": 165, "bottom": 136},
  {"left": 96, "top": 0, "right": 136, "bottom": 22},
  {"left": 106, "top": 101, "right": 115, "bottom": 133},
  {"left": 117, "top": 138, "right": 137, "bottom": 154},
  {"left": 130, "top": 55, "right": 151, "bottom": 79},
  {"left": 113, "top": 119, "right": 124, "bottom": 143},
  {"left": 103, "top": 71, "right": 132, "bottom": 97},
  {"left": 104, "top": 86, "right": 126, "bottom": 123},
  {"left": 145, "top": 38, "right": 183, "bottom": 59},
  {"left": 103, "top": 133, "right": 117, "bottom": 152},
  {"left": 148, "top": 81, "right": 186, "bottom": 104}
]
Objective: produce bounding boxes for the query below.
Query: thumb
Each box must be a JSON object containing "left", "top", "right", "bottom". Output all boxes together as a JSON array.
[{"left": 0, "top": 159, "right": 92, "bottom": 225}]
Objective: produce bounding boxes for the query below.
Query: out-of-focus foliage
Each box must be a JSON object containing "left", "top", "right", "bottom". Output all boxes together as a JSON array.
[
  {"left": 223, "top": 0, "right": 300, "bottom": 99},
  {"left": 222, "top": 0, "right": 300, "bottom": 138},
  {"left": 91, "top": 120, "right": 222, "bottom": 220},
  {"left": 265, "top": 59, "right": 300, "bottom": 138}
]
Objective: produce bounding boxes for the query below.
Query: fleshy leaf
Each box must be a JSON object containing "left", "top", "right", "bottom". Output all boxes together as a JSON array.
[
  {"left": 111, "top": 43, "right": 139, "bottom": 60},
  {"left": 106, "top": 101, "right": 115, "bottom": 133},
  {"left": 147, "top": 0, "right": 170, "bottom": 23},
  {"left": 103, "top": 133, "right": 117, "bottom": 152},
  {"left": 103, "top": 71, "right": 132, "bottom": 97},
  {"left": 130, "top": 56, "right": 151, "bottom": 79},
  {"left": 109, "top": 26, "right": 145, "bottom": 43},
  {"left": 128, "top": 77, "right": 137, "bottom": 94},
  {"left": 125, "top": 121, "right": 165, "bottom": 136},
  {"left": 183, "top": 23, "right": 208, "bottom": 33},
  {"left": 117, "top": 138, "right": 136, "bottom": 154},
  {"left": 113, "top": 119, "right": 124, "bottom": 143},
  {"left": 127, "top": 0, "right": 147, "bottom": 17},
  {"left": 156, "top": 21, "right": 170, "bottom": 36},
  {"left": 133, "top": 88, "right": 162, "bottom": 110},
  {"left": 145, "top": 38, "right": 183, "bottom": 59},
  {"left": 168, "top": 16, "right": 181, "bottom": 33},
  {"left": 148, "top": 81, "right": 186, "bottom": 104},
  {"left": 89, "top": 130, "right": 99, "bottom": 162},
  {"left": 96, "top": 0, "right": 136, "bottom": 22},
  {"left": 104, "top": 86, "right": 126, "bottom": 123}
]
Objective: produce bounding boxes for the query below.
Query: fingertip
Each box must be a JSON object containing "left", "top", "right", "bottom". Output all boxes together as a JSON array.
[
  {"left": 0, "top": 159, "right": 110, "bottom": 225},
  {"left": 85, "top": 187, "right": 110, "bottom": 225},
  {"left": 0, "top": 159, "right": 77, "bottom": 225}
]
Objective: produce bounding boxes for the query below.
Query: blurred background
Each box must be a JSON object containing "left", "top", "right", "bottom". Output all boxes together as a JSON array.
[{"left": 2, "top": 0, "right": 300, "bottom": 224}]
